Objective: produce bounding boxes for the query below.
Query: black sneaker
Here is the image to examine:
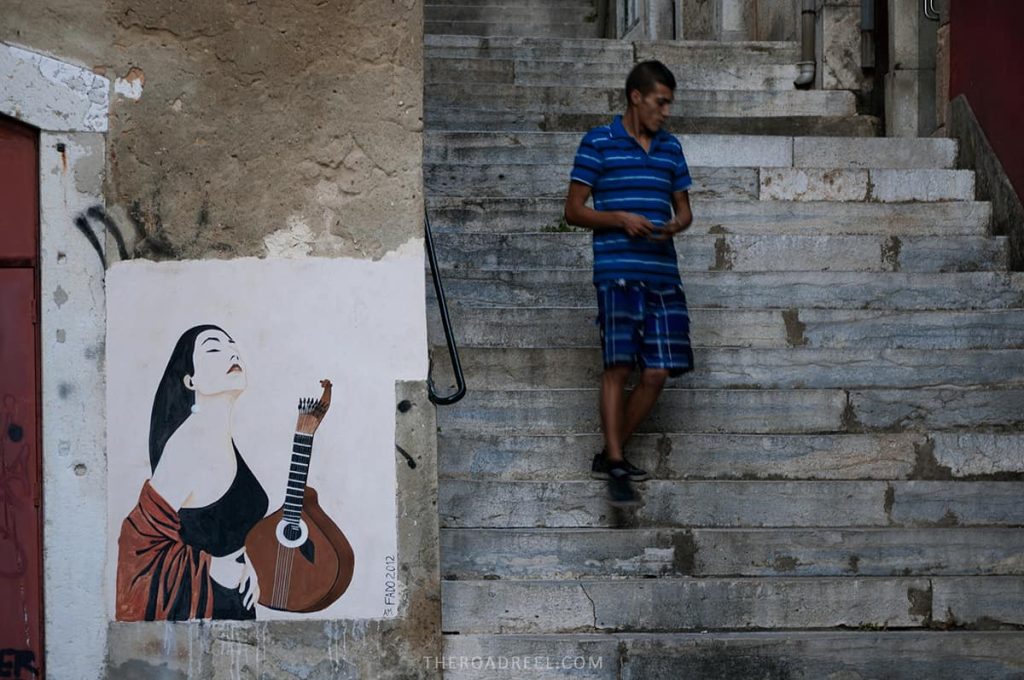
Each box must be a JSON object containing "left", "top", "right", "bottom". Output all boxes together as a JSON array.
[
  {"left": 607, "top": 466, "right": 642, "bottom": 508},
  {"left": 591, "top": 452, "right": 649, "bottom": 481}
]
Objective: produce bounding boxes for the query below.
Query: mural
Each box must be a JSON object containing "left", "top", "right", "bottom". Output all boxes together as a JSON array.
[{"left": 106, "top": 257, "right": 427, "bottom": 622}]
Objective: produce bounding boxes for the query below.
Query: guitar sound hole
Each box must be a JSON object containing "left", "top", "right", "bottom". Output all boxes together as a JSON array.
[{"left": 283, "top": 524, "right": 303, "bottom": 542}]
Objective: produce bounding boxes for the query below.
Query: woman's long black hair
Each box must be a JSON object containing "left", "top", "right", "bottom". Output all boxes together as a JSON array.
[{"left": 148, "top": 324, "right": 231, "bottom": 472}]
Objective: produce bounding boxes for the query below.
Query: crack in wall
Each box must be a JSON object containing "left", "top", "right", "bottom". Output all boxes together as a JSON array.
[{"left": 579, "top": 582, "right": 598, "bottom": 630}]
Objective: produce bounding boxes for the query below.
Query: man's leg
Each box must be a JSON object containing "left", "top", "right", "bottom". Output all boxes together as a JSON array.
[
  {"left": 599, "top": 365, "right": 632, "bottom": 463},
  {"left": 619, "top": 367, "right": 669, "bottom": 446}
]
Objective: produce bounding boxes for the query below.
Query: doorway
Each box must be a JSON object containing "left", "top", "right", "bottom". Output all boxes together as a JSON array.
[{"left": 0, "top": 114, "right": 43, "bottom": 679}]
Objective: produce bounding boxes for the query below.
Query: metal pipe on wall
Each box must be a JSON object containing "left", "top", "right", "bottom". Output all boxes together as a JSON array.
[{"left": 794, "top": 0, "right": 817, "bottom": 86}]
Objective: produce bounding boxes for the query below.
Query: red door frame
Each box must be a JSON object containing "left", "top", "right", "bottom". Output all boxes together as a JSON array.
[{"left": 0, "top": 113, "right": 44, "bottom": 679}]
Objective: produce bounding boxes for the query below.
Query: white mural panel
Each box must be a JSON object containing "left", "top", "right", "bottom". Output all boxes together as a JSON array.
[{"left": 105, "top": 255, "right": 427, "bottom": 621}]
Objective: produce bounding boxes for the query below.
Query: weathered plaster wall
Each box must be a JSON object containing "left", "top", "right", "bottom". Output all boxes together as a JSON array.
[{"left": 1, "top": 0, "right": 424, "bottom": 260}]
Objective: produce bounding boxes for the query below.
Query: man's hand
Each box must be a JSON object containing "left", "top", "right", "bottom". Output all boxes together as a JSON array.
[
  {"left": 649, "top": 217, "right": 690, "bottom": 241},
  {"left": 619, "top": 212, "right": 656, "bottom": 239}
]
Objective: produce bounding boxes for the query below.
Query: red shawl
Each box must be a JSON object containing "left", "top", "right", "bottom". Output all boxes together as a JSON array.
[{"left": 116, "top": 480, "right": 214, "bottom": 621}]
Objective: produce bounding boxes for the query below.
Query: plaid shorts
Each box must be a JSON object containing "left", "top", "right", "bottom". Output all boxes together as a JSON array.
[{"left": 596, "top": 280, "right": 695, "bottom": 377}]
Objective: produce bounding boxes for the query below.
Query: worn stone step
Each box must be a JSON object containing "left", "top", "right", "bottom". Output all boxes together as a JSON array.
[
  {"left": 425, "top": 34, "right": 634, "bottom": 63},
  {"left": 440, "top": 527, "right": 1024, "bottom": 579},
  {"left": 438, "top": 388, "right": 846, "bottom": 435},
  {"left": 424, "top": 35, "right": 800, "bottom": 65},
  {"left": 436, "top": 387, "right": 1024, "bottom": 434},
  {"left": 428, "top": 109, "right": 881, "bottom": 135},
  {"left": 427, "top": 0, "right": 594, "bottom": 7},
  {"left": 432, "top": 232, "right": 1006, "bottom": 272},
  {"left": 424, "top": 132, "right": 957, "bottom": 169},
  {"left": 441, "top": 631, "right": 1024, "bottom": 680},
  {"left": 437, "top": 270, "right": 1024, "bottom": 310},
  {"left": 761, "top": 168, "right": 975, "bottom": 202},
  {"left": 430, "top": 306, "right": 1024, "bottom": 350},
  {"left": 438, "top": 347, "right": 1024, "bottom": 390},
  {"left": 425, "top": 5, "right": 597, "bottom": 24},
  {"left": 428, "top": 57, "right": 800, "bottom": 91},
  {"left": 426, "top": 20, "right": 602, "bottom": 39},
  {"left": 439, "top": 479, "right": 1024, "bottom": 528},
  {"left": 636, "top": 39, "right": 801, "bottom": 65},
  {"left": 425, "top": 83, "right": 857, "bottom": 117},
  {"left": 436, "top": 431, "right": 1024, "bottom": 481},
  {"left": 425, "top": 163, "right": 759, "bottom": 199},
  {"left": 426, "top": 197, "right": 991, "bottom": 235},
  {"left": 438, "top": 432, "right": 919, "bottom": 481},
  {"left": 442, "top": 576, "right": 974, "bottom": 633},
  {"left": 425, "top": 163, "right": 974, "bottom": 202}
]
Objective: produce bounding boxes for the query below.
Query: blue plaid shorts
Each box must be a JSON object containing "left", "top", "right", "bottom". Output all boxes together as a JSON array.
[{"left": 596, "top": 280, "right": 695, "bottom": 377}]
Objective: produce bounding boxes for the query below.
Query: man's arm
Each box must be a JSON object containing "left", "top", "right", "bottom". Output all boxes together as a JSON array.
[
  {"left": 563, "top": 181, "right": 656, "bottom": 239},
  {"left": 651, "top": 190, "right": 693, "bottom": 241}
]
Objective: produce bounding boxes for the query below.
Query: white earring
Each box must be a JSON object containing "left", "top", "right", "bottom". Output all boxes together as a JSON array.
[{"left": 190, "top": 403, "right": 200, "bottom": 414}]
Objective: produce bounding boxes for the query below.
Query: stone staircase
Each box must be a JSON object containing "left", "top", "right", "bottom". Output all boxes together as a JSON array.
[{"left": 424, "top": 2, "right": 1024, "bottom": 677}]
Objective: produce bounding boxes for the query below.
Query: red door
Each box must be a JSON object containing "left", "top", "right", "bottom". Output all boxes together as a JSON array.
[{"left": 0, "top": 116, "right": 43, "bottom": 679}]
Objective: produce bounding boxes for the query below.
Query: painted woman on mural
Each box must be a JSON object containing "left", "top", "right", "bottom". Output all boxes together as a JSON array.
[{"left": 116, "top": 324, "right": 269, "bottom": 621}]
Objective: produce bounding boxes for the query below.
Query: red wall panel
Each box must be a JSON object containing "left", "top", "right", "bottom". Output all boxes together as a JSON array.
[
  {"left": 0, "top": 118, "right": 38, "bottom": 264},
  {"left": 949, "top": 1, "right": 1024, "bottom": 198},
  {"left": 0, "top": 116, "right": 42, "bottom": 678}
]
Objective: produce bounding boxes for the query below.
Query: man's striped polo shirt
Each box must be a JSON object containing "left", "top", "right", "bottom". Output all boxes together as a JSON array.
[{"left": 570, "top": 115, "right": 693, "bottom": 285}]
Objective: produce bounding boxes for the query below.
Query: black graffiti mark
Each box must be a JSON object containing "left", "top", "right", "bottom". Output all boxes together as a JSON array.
[
  {"left": 85, "top": 206, "right": 131, "bottom": 261},
  {"left": 72, "top": 204, "right": 172, "bottom": 268},
  {"left": 394, "top": 444, "right": 417, "bottom": 469},
  {"left": 0, "top": 649, "right": 40, "bottom": 678},
  {"left": 72, "top": 215, "right": 107, "bottom": 269}
]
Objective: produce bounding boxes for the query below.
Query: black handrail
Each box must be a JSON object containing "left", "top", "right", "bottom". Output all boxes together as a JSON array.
[{"left": 424, "top": 209, "right": 466, "bottom": 405}]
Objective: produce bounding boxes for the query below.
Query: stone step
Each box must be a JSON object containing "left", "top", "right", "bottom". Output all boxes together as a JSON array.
[
  {"left": 426, "top": 163, "right": 974, "bottom": 202},
  {"left": 437, "top": 347, "right": 1024, "bottom": 390},
  {"left": 430, "top": 306, "right": 1024, "bottom": 350},
  {"left": 636, "top": 39, "right": 802, "bottom": 65},
  {"left": 437, "top": 270, "right": 1024, "bottom": 310},
  {"left": 426, "top": 197, "right": 992, "bottom": 235},
  {"left": 441, "top": 576, "right": 1024, "bottom": 633},
  {"left": 424, "top": 132, "right": 958, "bottom": 169},
  {"left": 426, "top": 20, "right": 602, "bottom": 39},
  {"left": 424, "top": 35, "right": 800, "bottom": 65},
  {"left": 436, "top": 387, "right": 1024, "bottom": 435},
  {"left": 425, "top": 83, "right": 857, "bottom": 118},
  {"left": 440, "top": 527, "right": 1024, "bottom": 579},
  {"left": 432, "top": 232, "right": 1006, "bottom": 272},
  {"left": 428, "top": 109, "right": 882, "bottom": 135},
  {"left": 436, "top": 431, "right": 1024, "bottom": 481},
  {"left": 439, "top": 480, "right": 1024, "bottom": 528},
  {"left": 427, "top": 0, "right": 594, "bottom": 7},
  {"left": 427, "top": 56, "right": 800, "bottom": 91},
  {"left": 425, "top": 5, "right": 597, "bottom": 24},
  {"left": 426, "top": 163, "right": 760, "bottom": 199},
  {"left": 425, "top": 34, "right": 634, "bottom": 63},
  {"left": 441, "top": 631, "right": 1024, "bottom": 679}
]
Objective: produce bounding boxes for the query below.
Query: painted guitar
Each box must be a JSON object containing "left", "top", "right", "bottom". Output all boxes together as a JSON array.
[{"left": 245, "top": 379, "right": 355, "bottom": 612}]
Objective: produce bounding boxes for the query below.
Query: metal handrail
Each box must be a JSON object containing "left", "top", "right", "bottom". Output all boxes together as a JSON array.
[
  {"left": 424, "top": 209, "right": 466, "bottom": 406},
  {"left": 923, "top": 0, "right": 939, "bottom": 21}
]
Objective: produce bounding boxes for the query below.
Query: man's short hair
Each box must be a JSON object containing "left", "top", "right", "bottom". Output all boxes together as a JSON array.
[{"left": 625, "top": 61, "right": 677, "bottom": 102}]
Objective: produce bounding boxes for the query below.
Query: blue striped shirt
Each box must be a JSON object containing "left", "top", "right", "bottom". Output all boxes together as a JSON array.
[{"left": 570, "top": 115, "right": 692, "bottom": 284}]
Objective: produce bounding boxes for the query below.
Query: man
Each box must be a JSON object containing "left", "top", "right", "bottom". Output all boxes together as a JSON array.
[{"left": 563, "top": 60, "right": 695, "bottom": 507}]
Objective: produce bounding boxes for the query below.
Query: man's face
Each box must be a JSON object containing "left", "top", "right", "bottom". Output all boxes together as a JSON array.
[{"left": 629, "top": 82, "right": 674, "bottom": 134}]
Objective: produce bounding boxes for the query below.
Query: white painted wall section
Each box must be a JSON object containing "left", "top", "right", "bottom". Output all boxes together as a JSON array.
[
  {"left": 0, "top": 42, "right": 109, "bottom": 132},
  {"left": 105, "top": 256, "right": 428, "bottom": 621}
]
